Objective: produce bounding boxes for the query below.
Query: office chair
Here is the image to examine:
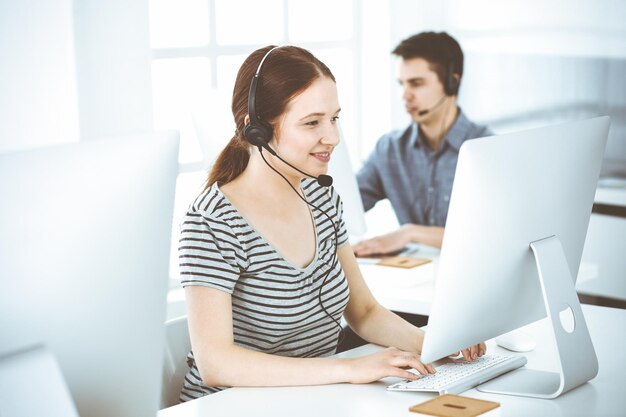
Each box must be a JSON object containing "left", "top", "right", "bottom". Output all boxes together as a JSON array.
[{"left": 161, "top": 316, "right": 191, "bottom": 409}]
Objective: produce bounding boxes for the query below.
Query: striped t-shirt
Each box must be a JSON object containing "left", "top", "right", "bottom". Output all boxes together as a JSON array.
[{"left": 178, "top": 178, "right": 350, "bottom": 401}]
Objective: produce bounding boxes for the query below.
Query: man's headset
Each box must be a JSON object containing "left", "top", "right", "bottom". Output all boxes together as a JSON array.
[
  {"left": 417, "top": 54, "right": 460, "bottom": 117},
  {"left": 242, "top": 46, "right": 344, "bottom": 342},
  {"left": 443, "top": 58, "right": 460, "bottom": 96}
]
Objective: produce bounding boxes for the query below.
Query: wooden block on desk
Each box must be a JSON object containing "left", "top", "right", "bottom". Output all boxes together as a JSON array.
[
  {"left": 377, "top": 257, "right": 432, "bottom": 269},
  {"left": 409, "top": 394, "right": 499, "bottom": 417}
]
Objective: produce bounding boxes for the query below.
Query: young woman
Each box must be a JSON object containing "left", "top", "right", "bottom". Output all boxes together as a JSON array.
[{"left": 178, "top": 45, "right": 485, "bottom": 401}]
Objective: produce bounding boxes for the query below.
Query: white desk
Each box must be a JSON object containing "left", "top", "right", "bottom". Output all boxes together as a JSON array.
[
  {"left": 357, "top": 243, "right": 602, "bottom": 316},
  {"left": 577, "top": 183, "right": 626, "bottom": 303},
  {"left": 356, "top": 244, "right": 439, "bottom": 316},
  {"left": 159, "top": 304, "right": 625, "bottom": 417}
]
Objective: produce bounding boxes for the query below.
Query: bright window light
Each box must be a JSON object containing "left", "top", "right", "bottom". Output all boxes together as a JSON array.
[
  {"left": 215, "top": 0, "right": 283, "bottom": 45},
  {"left": 216, "top": 54, "right": 247, "bottom": 98},
  {"left": 288, "top": 0, "right": 353, "bottom": 42},
  {"left": 147, "top": 1, "right": 366, "bottom": 280},
  {"left": 169, "top": 171, "right": 208, "bottom": 281},
  {"left": 149, "top": 0, "right": 210, "bottom": 48},
  {"left": 151, "top": 57, "right": 212, "bottom": 164}
]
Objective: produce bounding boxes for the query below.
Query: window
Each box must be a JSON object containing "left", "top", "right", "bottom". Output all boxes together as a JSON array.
[{"left": 149, "top": 0, "right": 364, "bottom": 284}]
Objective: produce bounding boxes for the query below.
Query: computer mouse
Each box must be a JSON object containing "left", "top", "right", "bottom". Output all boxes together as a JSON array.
[{"left": 495, "top": 330, "right": 536, "bottom": 352}]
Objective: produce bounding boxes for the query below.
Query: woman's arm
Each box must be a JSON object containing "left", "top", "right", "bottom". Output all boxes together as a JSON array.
[
  {"left": 186, "top": 285, "right": 433, "bottom": 388},
  {"left": 339, "top": 244, "right": 427, "bottom": 353},
  {"left": 340, "top": 244, "right": 486, "bottom": 361}
]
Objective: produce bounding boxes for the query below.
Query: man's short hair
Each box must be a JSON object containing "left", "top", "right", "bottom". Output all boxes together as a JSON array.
[{"left": 392, "top": 31, "right": 464, "bottom": 95}]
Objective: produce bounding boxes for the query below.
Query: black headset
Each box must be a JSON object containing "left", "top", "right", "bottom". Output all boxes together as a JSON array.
[
  {"left": 243, "top": 46, "right": 279, "bottom": 151},
  {"left": 443, "top": 58, "right": 459, "bottom": 96}
]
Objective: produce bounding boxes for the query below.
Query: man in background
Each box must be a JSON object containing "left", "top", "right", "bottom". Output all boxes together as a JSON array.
[{"left": 353, "top": 31, "right": 492, "bottom": 256}]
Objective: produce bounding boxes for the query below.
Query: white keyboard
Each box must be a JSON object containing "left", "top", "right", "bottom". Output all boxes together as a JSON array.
[{"left": 387, "top": 354, "right": 527, "bottom": 394}]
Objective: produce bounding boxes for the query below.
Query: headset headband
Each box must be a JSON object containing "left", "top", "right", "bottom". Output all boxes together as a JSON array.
[{"left": 248, "top": 46, "right": 281, "bottom": 123}]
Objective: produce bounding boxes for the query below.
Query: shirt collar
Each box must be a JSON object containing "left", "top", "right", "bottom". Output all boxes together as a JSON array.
[{"left": 411, "top": 108, "right": 470, "bottom": 152}]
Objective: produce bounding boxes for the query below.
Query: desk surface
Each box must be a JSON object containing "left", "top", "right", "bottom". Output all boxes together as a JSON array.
[
  {"left": 355, "top": 244, "right": 601, "bottom": 316},
  {"left": 356, "top": 244, "right": 439, "bottom": 316},
  {"left": 595, "top": 181, "right": 626, "bottom": 207},
  {"left": 158, "top": 304, "right": 626, "bottom": 417}
]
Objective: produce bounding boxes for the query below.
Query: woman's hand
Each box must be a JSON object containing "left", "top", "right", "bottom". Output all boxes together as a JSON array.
[
  {"left": 346, "top": 347, "right": 436, "bottom": 384},
  {"left": 449, "top": 342, "right": 487, "bottom": 361}
]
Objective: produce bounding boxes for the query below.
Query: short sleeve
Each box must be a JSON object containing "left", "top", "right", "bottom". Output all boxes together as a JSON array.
[
  {"left": 330, "top": 186, "right": 350, "bottom": 248},
  {"left": 178, "top": 210, "right": 243, "bottom": 294}
]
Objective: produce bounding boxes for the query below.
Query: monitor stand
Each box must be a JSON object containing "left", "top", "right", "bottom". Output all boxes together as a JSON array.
[
  {"left": 477, "top": 235, "right": 599, "bottom": 398},
  {"left": 0, "top": 344, "right": 79, "bottom": 417}
]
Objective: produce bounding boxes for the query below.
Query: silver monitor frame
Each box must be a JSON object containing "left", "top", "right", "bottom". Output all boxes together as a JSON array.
[
  {"left": 421, "top": 116, "right": 610, "bottom": 398},
  {"left": 0, "top": 132, "right": 179, "bottom": 416},
  {"left": 0, "top": 344, "right": 79, "bottom": 417}
]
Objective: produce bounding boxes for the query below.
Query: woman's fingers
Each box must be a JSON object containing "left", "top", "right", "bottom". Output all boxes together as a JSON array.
[
  {"left": 470, "top": 344, "right": 478, "bottom": 360},
  {"left": 388, "top": 349, "right": 435, "bottom": 375},
  {"left": 459, "top": 342, "right": 487, "bottom": 361},
  {"left": 386, "top": 367, "right": 420, "bottom": 380}
]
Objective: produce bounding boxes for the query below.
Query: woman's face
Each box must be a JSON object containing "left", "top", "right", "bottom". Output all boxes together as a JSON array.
[{"left": 271, "top": 76, "right": 341, "bottom": 179}]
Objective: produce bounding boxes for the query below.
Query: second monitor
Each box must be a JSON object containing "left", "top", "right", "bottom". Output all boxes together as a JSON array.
[{"left": 421, "top": 116, "right": 610, "bottom": 398}]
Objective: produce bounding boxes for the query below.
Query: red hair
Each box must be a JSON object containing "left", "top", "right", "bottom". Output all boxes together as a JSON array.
[{"left": 205, "top": 45, "right": 335, "bottom": 189}]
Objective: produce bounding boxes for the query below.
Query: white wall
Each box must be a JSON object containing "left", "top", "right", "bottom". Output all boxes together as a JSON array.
[
  {"left": 73, "top": 0, "right": 153, "bottom": 140},
  {"left": 0, "top": 0, "right": 154, "bottom": 154},
  {"left": 0, "top": 0, "right": 80, "bottom": 153},
  {"left": 359, "top": 1, "right": 392, "bottom": 160}
]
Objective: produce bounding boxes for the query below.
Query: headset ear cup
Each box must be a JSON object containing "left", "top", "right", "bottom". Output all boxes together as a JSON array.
[
  {"left": 447, "top": 74, "right": 459, "bottom": 96},
  {"left": 243, "top": 119, "right": 273, "bottom": 148},
  {"left": 445, "top": 61, "right": 459, "bottom": 96}
]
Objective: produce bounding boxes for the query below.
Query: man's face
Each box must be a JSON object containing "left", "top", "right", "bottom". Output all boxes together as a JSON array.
[{"left": 396, "top": 57, "right": 447, "bottom": 123}]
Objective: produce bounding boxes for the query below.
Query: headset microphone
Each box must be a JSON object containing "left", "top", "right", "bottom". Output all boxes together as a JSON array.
[
  {"left": 257, "top": 143, "right": 333, "bottom": 187},
  {"left": 316, "top": 174, "right": 333, "bottom": 187},
  {"left": 273, "top": 152, "right": 333, "bottom": 187},
  {"left": 417, "top": 95, "right": 448, "bottom": 116}
]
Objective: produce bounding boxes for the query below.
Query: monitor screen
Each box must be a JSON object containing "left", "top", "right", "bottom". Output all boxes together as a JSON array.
[
  {"left": 422, "top": 116, "right": 609, "bottom": 364},
  {"left": 0, "top": 132, "right": 179, "bottom": 417}
]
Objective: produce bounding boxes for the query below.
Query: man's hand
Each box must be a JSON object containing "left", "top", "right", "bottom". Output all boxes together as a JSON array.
[
  {"left": 353, "top": 224, "right": 445, "bottom": 256},
  {"left": 352, "top": 226, "right": 413, "bottom": 257}
]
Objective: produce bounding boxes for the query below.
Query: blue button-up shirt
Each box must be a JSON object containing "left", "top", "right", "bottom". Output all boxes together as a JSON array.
[{"left": 357, "top": 110, "right": 492, "bottom": 227}]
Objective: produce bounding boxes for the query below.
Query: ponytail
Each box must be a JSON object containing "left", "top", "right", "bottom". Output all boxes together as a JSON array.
[
  {"left": 205, "top": 133, "right": 250, "bottom": 190},
  {"left": 205, "top": 45, "right": 335, "bottom": 191}
]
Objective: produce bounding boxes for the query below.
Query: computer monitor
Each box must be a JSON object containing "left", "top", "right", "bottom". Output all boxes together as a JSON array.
[
  {"left": 327, "top": 124, "right": 367, "bottom": 237},
  {"left": 0, "top": 133, "right": 179, "bottom": 417},
  {"left": 0, "top": 345, "right": 80, "bottom": 417},
  {"left": 421, "top": 116, "right": 610, "bottom": 398}
]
